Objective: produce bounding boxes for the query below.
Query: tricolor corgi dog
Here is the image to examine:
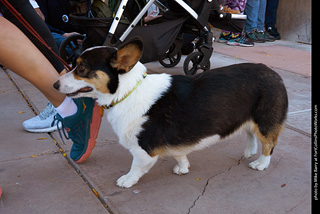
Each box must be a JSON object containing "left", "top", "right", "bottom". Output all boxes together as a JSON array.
[{"left": 54, "top": 38, "right": 288, "bottom": 188}]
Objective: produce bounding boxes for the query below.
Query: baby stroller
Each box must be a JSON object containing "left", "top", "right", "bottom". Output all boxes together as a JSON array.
[
  {"left": 208, "top": 0, "right": 247, "bottom": 35},
  {"left": 60, "top": 0, "right": 214, "bottom": 75}
]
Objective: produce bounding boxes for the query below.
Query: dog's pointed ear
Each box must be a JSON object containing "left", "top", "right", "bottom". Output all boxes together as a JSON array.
[{"left": 111, "top": 37, "right": 143, "bottom": 73}]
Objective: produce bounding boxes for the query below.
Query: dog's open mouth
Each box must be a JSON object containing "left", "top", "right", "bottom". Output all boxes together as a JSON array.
[{"left": 66, "top": 86, "right": 93, "bottom": 97}]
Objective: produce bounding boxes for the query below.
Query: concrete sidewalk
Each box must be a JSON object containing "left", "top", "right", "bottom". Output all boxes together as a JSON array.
[{"left": 0, "top": 38, "right": 311, "bottom": 214}]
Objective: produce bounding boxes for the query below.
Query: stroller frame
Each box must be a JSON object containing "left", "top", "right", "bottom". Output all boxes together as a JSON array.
[
  {"left": 104, "top": 0, "right": 210, "bottom": 46},
  {"left": 59, "top": 0, "right": 219, "bottom": 74},
  {"left": 103, "top": 0, "right": 213, "bottom": 75},
  {"left": 59, "top": 0, "right": 247, "bottom": 74}
]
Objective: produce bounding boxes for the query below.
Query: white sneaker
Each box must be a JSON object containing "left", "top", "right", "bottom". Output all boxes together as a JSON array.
[{"left": 23, "top": 102, "right": 61, "bottom": 133}]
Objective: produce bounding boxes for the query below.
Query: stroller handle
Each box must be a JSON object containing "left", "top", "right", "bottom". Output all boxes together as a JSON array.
[
  {"left": 154, "top": 0, "right": 168, "bottom": 13},
  {"left": 220, "top": 13, "right": 247, "bottom": 20}
]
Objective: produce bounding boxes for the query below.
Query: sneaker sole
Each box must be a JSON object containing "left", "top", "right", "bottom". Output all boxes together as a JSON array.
[
  {"left": 74, "top": 103, "right": 104, "bottom": 163},
  {"left": 227, "top": 42, "right": 238, "bottom": 46},
  {"left": 239, "top": 44, "right": 254, "bottom": 47},
  {"left": 253, "top": 40, "right": 265, "bottom": 43},
  {"left": 24, "top": 123, "right": 62, "bottom": 133},
  {"left": 218, "top": 39, "right": 228, "bottom": 43}
]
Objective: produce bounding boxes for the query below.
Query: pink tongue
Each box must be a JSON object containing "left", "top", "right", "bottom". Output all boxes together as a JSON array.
[{"left": 79, "top": 87, "right": 93, "bottom": 92}]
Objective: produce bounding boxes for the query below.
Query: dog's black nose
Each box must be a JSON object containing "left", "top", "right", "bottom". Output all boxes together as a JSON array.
[{"left": 53, "top": 81, "right": 60, "bottom": 90}]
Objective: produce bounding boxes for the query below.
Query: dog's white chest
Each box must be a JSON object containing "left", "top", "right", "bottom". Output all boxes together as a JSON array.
[{"left": 107, "top": 74, "right": 172, "bottom": 144}]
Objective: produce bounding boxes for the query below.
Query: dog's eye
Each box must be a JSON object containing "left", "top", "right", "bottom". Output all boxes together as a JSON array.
[{"left": 79, "top": 65, "right": 85, "bottom": 72}]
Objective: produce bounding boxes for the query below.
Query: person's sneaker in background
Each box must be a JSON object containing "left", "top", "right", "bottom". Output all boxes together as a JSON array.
[
  {"left": 266, "top": 26, "right": 281, "bottom": 40},
  {"left": 227, "top": 33, "right": 241, "bottom": 46},
  {"left": 264, "top": 30, "right": 276, "bottom": 42},
  {"left": 218, "top": 32, "right": 232, "bottom": 43},
  {"left": 246, "top": 29, "right": 265, "bottom": 43},
  {"left": 237, "top": 35, "right": 255, "bottom": 47},
  {"left": 23, "top": 102, "right": 61, "bottom": 132}
]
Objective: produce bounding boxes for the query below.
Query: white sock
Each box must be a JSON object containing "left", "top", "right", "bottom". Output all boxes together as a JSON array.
[{"left": 55, "top": 97, "right": 78, "bottom": 118}]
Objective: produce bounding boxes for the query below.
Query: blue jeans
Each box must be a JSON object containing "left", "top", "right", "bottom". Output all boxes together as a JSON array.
[{"left": 244, "top": 0, "right": 267, "bottom": 32}]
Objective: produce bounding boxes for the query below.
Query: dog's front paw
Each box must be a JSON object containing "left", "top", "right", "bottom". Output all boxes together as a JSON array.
[
  {"left": 173, "top": 164, "right": 189, "bottom": 175},
  {"left": 116, "top": 174, "right": 138, "bottom": 188},
  {"left": 249, "top": 155, "right": 271, "bottom": 171}
]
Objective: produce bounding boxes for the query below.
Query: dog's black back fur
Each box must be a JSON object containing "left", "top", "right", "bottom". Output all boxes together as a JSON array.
[{"left": 138, "top": 63, "right": 288, "bottom": 155}]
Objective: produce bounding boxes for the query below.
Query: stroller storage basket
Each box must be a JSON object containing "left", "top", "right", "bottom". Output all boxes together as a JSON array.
[
  {"left": 70, "top": 13, "right": 187, "bottom": 63},
  {"left": 65, "top": 0, "right": 214, "bottom": 75}
]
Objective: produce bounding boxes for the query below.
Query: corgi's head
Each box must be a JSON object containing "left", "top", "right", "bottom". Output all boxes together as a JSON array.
[{"left": 53, "top": 38, "right": 143, "bottom": 103}]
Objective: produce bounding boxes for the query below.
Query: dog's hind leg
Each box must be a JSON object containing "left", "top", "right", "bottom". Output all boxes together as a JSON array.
[
  {"left": 173, "top": 155, "right": 190, "bottom": 175},
  {"left": 117, "top": 146, "right": 158, "bottom": 188},
  {"left": 244, "top": 130, "right": 258, "bottom": 158},
  {"left": 249, "top": 124, "right": 282, "bottom": 170}
]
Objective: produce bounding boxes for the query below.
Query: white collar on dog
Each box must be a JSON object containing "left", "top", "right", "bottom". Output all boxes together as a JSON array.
[{"left": 102, "top": 72, "right": 147, "bottom": 109}]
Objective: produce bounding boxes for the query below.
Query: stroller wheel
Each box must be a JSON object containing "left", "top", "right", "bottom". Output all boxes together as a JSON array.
[
  {"left": 59, "top": 34, "right": 85, "bottom": 67},
  {"left": 183, "top": 52, "right": 210, "bottom": 75},
  {"left": 159, "top": 50, "right": 182, "bottom": 68}
]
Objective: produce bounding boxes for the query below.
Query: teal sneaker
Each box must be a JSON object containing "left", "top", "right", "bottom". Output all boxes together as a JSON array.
[
  {"left": 227, "top": 33, "right": 241, "bottom": 46},
  {"left": 246, "top": 30, "right": 265, "bottom": 43},
  {"left": 226, "top": 34, "right": 254, "bottom": 47},
  {"left": 55, "top": 98, "right": 103, "bottom": 163},
  {"left": 218, "top": 32, "right": 232, "bottom": 43},
  {"left": 237, "top": 35, "right": 254, "bottom": 47}
]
